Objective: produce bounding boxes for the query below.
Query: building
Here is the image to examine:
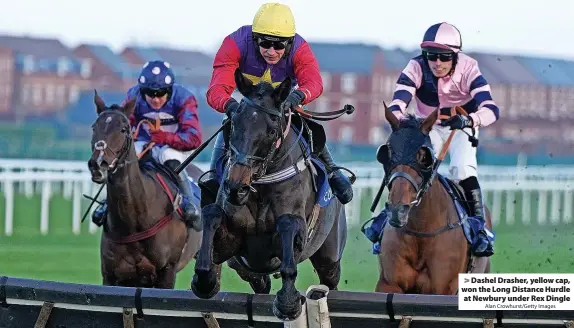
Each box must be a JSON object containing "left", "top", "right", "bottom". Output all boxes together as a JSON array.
[
  {"left": 0, "top": 35, "right": 93, "bottom": 120},
  {"left": 307, "top": 42, "right": 386, "bottom": 145},
  {"left": 73, "top": 43, "right": 139, "bottom": 92},
  {"left": 0, "top": 46, "right": 14, "bottom": 115}
]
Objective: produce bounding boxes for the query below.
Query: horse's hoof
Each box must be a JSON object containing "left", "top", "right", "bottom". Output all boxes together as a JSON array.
[
  {"left": 272, "top": 292, "right": 303, "bottom": 321},
  {"left": 191, "top": 272, "right": 220, "bottom": 299}
]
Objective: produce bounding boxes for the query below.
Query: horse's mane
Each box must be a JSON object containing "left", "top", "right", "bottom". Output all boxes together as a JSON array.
[
  {"left": 252, "top": 81, "right": 275, "bottom": 96},
  {"left": 108, "top": 104, "right": 122, "bottom": 110},
  {"left": 397, "top": 114, "right": 424, "bottom": 129}
]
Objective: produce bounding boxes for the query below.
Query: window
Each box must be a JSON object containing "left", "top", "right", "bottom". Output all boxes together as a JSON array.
[
  {"left": 57, "top": 57, "right": 70, "bottom": 77},
  {"left": 386, "top": 75, "right": 396, "bottom": 94},
  {"left": 68, "top": 85, "right": 80, "bottom": 103},
  {"left": 45, "top": 84, "right": 56, "bottom": 104},
  {"left": 80, "top": 59, "right": 92, "bottom": 78},
  {"left": 339, "top": 126, "right": 354, "bottom": 143},
  {"left": 315, "top": 98, "right": 329, "bottom": 113},
  {"left": 32, "top": 84, "right": 43, "bottom": 105},
  {"left": 56, "top": 85, "right": 66, "bottom": 106},
  {"left": 20, "top": 83, "right": 31, "bottom": 104},
  {"left": 369, "top": 127, "right": 385, "bottom": 145},
  {"left": 23, "top": 55, "right": 35, "bottom": 75},
  {"left": 341, "top": 73, "right": 356, "bottom": 94},
  {"left": 320, "top": 72, "right": 331, "bottom": 91}
]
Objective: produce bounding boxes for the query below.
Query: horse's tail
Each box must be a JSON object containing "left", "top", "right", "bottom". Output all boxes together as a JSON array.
[{"left": 176, "top": 228, "right": 202, "bottom": 272}]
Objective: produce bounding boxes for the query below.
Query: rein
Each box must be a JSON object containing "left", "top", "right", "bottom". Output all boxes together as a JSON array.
[
  {"left": 368, "top": 106, "right": 475, "bottom": 238},
  {"left": 82, "top": 111, "right": 160, "bottom": 222}
]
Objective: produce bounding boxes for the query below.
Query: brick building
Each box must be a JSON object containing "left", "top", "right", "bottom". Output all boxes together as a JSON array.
[{"left": 0, "top": 35, "right": 93, "bottom": 120}]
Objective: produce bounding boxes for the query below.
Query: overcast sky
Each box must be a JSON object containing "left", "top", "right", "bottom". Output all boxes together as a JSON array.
[{"left": 2, "top": 0, "right": 573, "bottom": 59}]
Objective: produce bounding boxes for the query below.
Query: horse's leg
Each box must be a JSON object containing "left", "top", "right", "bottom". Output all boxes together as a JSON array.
[
  {"left": 309, "top": 206, "right": 347, "bottom": 290},
  {"left": 273, "top": 214, "right": 306, "bottom": 321},
  {"left": 310, "top": 256, "right": 341, "bottom": 290},
  {"left": 155, "top": 264, "right": 176, "bottom": 289},
  {"left": 227, "top": 257, "right": 272, "bottom": 294},
  {"left": 191, "top": 203, "right": 241, "bottom": 298},
  {"left": 102, "top": 274, "right": 116, "bottom": 286},
  {"left": 375, "top": 255, "right": 406, "bottom": 293}
]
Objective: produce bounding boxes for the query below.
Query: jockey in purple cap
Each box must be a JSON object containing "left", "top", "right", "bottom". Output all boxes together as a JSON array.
[
  {"left": 92, "top": 60, "right": 202, "bottom": 229},
  {"left": 365, "top": 22, "right": 499, "bottom": 257}
]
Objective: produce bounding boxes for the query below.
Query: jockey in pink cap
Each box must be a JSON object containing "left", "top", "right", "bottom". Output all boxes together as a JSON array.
[{"left": 364, "top": 22, "right": 499, "bottom": 257}]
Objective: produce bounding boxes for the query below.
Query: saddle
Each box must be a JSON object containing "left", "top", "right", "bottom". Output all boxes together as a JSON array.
[
  {"left": 139, "top": 155, "right": 201, "bottom": 218},
  {"left": 364, "top": 173, "right": 495, "bottom": 254}
]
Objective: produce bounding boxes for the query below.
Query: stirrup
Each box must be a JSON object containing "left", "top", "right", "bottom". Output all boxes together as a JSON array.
[{"left": 329, "top": 165, "right": 357, "bottom": 184}]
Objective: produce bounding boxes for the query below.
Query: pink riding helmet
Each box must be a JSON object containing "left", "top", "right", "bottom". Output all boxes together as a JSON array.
[{"left": 420, "top": 22, "right": 462, "bottom": 53}]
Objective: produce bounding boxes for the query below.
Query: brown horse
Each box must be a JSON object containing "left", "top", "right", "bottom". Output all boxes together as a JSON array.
[
  {"left": 87, "top": 92, "right": 202, "bottom": 288},
  {"left": 373, "top": 106, "right": 492, "bottom": 295}
]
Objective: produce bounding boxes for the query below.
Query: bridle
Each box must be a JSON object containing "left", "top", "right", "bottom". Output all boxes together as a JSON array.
[
  {"left": 91, "top": 110, "right": 134, "bottom": 175},
  {"left": 228, "top": 97, "right": 304, "bottom": 183}
]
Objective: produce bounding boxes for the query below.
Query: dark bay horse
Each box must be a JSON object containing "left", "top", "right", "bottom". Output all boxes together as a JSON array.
[
  {"left": 87, "top": 92, "right": 202, "bottom": 288},
  {"left": 373, "top": 106, "right": 491, "bottom": 295},
  {"left": 191, "top": 69, "right": 347, "bottom": 321}
]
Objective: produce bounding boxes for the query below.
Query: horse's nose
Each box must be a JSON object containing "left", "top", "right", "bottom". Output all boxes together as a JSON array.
[
  {"left": 387, "top": 203, "right": 411, "bottom": 228},
  {"left": 224, "top": 181, "right": 251, "bottom": 206},
  {"left": 88, "top": 158, "right": 98, "bottom": 170}
]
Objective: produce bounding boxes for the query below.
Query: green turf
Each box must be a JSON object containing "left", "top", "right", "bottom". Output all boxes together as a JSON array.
[{"left": 0, "top": 192, "right": 573, "bottom": 293}]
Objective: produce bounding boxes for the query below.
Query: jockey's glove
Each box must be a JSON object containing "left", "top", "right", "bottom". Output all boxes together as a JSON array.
[
  {"left": 281, "top": 90, "right": 306, "bottom": 112},
  {"left": 440, "top": 114, "right": 474, "bottom": 130},
  {"left": 225, "top": 98, "right": 240, "bottom": 118},
  {"left": 150, "top": 129, "right": 169, "bottom": 145}
]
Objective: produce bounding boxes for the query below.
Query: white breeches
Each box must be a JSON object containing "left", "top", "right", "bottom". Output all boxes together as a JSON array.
[
  {"left": 429, "top": 125, "right": 479, "bottom": 182},
  {"left": 134, "top": 141, "right": 192, "bottom": 164}
]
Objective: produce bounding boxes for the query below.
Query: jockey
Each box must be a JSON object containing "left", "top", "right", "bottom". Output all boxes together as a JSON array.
[
  {"left": 92, "top": 60, "right": 202, "bottom": 228},
  {"left": 200, "top": 2, "right": 353, "bottom": 205},
  {"left": 366, "top": 22, "right": 499, "bottom": 257}
]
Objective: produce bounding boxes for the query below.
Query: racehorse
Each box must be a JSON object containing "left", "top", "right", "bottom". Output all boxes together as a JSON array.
[
  {"left": 87, "top": 91, "right": 202, "bottom": 288},
  {"left": 191, "top": 69, "right": 348, "bottom": 321},
  {"left": 372, "top": 105, "right": 492, "bottom": 294}
]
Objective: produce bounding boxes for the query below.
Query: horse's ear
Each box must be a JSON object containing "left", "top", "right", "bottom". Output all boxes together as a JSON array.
[
  {"left": 273, "top": 77, "right": 292, "bottom": 104},
  {"left": 94, "top": 90, "right": 107, "bottom": 114},
  {"left": 421, "top": 109, "right": 438, "bottom": 135},
  {"left": 384, "top": 102, "right": 400, "bottom": 131},
  {"left": 123, "top": 97, "right": 137, "bottom": 117},
  {"left": 234, "top": 69, "right": 253, "bottom": 96}
]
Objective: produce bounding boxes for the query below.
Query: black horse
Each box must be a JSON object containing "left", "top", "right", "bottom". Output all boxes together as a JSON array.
[{"left": 191, "top": 69, "right": 348, "bottom": 321}]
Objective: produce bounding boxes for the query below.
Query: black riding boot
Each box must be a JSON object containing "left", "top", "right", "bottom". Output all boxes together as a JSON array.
[
  {"left": 165, "top": 160, "right": 201, "bottom": 231},
  {"left": 317, "top": 146, "right": 353, "bottom": 204},
  {"left": 460, "top": 176, "right": 494, "bottom": 257},
  {"left": 198, "top": 132, "right": 226, "bottom": 199},
  {"left": 92, "top": 201, "right": 107, "bottom": 227}
]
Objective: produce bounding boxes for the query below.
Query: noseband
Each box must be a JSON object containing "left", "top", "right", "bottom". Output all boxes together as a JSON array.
[{"left": 91, "top": 110, "right": 134, "bottom": 174}]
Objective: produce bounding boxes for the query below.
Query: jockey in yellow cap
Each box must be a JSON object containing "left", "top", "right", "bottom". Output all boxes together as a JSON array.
[{"left": 200, "top": 3, "right": 354, "bottom": 205}]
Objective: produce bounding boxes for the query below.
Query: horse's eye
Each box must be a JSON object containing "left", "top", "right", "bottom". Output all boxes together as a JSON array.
[{"left": 268, "top": 129, "right": 277, "bottom": 136}]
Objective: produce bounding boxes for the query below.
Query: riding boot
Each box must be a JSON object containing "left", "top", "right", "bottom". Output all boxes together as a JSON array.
[
  {"left": 165, "top": 160, "right": 201, "bottom": 231},
  {"left": 460, "top": 177, "right": 494, "bottom": 257},
  {"left": 362, "top": 204, "right": 390, "bottom": 243},
  {"left": 317, "top": 146, "right": 353, "bottom": 204},
  {"left": 198, "top": 132, "right": 226, "bottom": 200},
  {"left": 91, "top": 201, "right": 108, "bottom": 227}
]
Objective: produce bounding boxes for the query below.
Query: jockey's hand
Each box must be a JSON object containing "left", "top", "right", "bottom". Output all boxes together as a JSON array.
[
  {"left": 440, "top": 114, "right": 473, "bottom": 130},
  {"left": 225, "top": 98, "right": 240, "bottom": 118},
  {"left": 150, "top": 129, "right": 169, "bottom": 145},
  {"left": 281, "top": 90, "right": 305, "bottom": 112}
]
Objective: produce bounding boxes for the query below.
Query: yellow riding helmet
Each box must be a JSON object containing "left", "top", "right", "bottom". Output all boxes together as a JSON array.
[{"left": 252, "top": 3, "right": 296, "bottom": 38}]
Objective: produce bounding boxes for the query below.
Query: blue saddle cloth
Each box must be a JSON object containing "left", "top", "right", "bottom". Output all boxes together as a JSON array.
[
  {"left": 363, "top": 173, "right": 495, "bottom": 254},
  {"left": 214, "top": 131, "right": 334, "bottom": 208},
  {"left": 140, "top": 159, "right": 201, "bottom": 213}
]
